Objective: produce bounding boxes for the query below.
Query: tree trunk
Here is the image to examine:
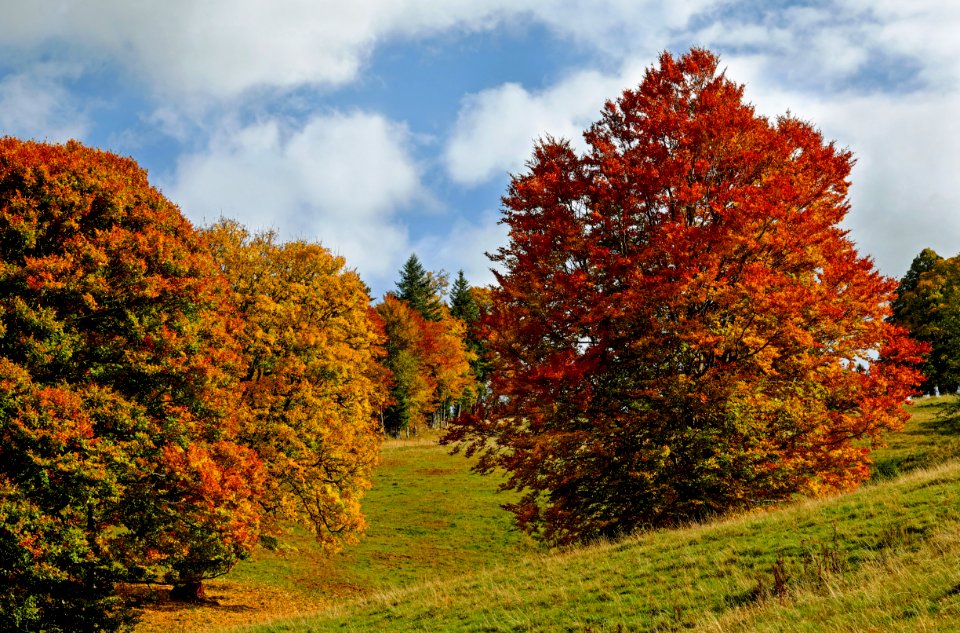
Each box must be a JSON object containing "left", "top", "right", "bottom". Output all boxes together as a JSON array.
[{"left": 170, "top": 580, "right": 206, "bottom": 602}]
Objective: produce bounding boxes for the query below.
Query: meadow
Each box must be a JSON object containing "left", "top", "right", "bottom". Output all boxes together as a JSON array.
[{"left": 135, "top": 398, "right": 960, "bottom": 632}]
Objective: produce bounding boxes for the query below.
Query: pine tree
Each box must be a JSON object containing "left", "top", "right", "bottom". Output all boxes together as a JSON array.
[
  {"left": 448, "top": 270, "right": 488, "bottom": 409},
  {"left": 450, "top": 270, "right": 480, "bottom": 323},
  {"left": 396, "top": 253, "right": 443, "bottom": 321}
]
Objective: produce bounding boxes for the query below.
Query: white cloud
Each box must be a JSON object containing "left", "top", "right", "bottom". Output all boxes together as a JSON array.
[
  {"left": 442, "top": 1, "right": 960, "bottom": 278},
  {"left": 167, "top": 111, "right": 423, "bottom": 283},
  {"left": 0, "top": 1, "right": 720, "bottom": 102},
  {"left": 817, "top": 92, "right": 960, "bottom": 275},
  {"left": 840, "top": 0, "right": 960, "bottom": 87},
  {"left": 544, "top": 0, "right": 718, "bottom": 52},
  {"left": 3, "top": 0, "right": 957, "bottom": 285},
  {"left": 444, "top": 62, "right": 648, "bottom": 185},
  {"left": 715, "top": 47, "right": 960, "bottom": 278},
  {"left": 0, "top": 63, "right": 87, "bottom": 141}
]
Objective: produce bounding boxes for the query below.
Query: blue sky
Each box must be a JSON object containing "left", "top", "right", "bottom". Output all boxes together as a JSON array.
[{"left": 1, "top": 1, "right": 958, "bottom": 298}]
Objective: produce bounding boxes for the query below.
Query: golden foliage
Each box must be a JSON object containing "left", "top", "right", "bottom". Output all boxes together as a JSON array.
[{"left": 204, "top": 221, "right": 385, "bottom": 551}]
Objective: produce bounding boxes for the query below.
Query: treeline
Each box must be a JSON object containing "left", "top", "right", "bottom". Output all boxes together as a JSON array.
[
  {"left": 892, "top": 248, "right": 960, "bottom": 398},
  {"left": 377, "top": 256, "right": 486, "bottom": 437},
  {"left": 0, "top": 138, "right": 484, "bottom": 631}
]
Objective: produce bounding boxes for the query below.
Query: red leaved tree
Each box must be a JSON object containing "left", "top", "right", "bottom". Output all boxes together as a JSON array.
[{"left": 444, "top": 49, "right": 926, "bottom": 545}]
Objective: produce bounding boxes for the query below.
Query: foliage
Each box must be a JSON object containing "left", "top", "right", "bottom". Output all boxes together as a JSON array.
[
  {"left": 0, "top": 139, "right": 264, "bottom": 629},
  {"left": 891, "top": 249, "right": 960, "bottom": 395},
  {"left": 377, "top": 295, "right": 435, "bottom": 435},
  {"left": 376, "top": 296, "right": 475, "bottom": 436},
  {"left": 395, "top": 253, "right": 444, "bottom": 322},
  {"left": 444, "top": 49, "right": 925, "bottom": 545},
  {"left": 425, "top": 305, "right": 477, "bottom": 422},
  {"left": 203, "top": 221, "right": 386, "bottom": 554}
]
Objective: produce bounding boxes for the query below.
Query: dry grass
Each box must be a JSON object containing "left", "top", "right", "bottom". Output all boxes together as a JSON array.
[{"left": 130, "top": 580, "right": 328, "bottom": 633}]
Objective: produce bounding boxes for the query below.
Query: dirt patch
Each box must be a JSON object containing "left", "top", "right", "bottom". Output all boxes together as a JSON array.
[
  {"left": 415, "top": 467, "right": 458, "bottom": 476},
  {"left": 131, "top": 580, "right": 327, "bottom": 633}
]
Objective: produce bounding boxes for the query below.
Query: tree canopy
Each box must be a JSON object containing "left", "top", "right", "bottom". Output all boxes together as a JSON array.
[
  {"left": 203, "top": 221, "right": 386, "bottom": 555},
  {"left": 444, "top": 49, "right": 925, "bottom": 545},
  {"left": 0, "top": 139, "right": 262, "bottom": 629},
  {"left": 0, "top": 140, "right": 393, "bottom": 629},
  {"left": 892, "top": 248, "right": 960, "bottom": 395}
]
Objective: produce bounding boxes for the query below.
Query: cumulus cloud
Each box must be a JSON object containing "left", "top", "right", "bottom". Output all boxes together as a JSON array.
[
  {"left": 2, "top": 0, "right": 957, "bottom": 284},
  {"left": 167, "top": 111, "right": 424, "bottom": 283},
  {"left": 841, "top": 0, "right": 960, "bottom": 87},
  {"left": 442, "top": 1, "right": 960, "bottom": 277},
  {"left": 0, "top": 0, "right": 720, "bottom": 102},
  {"left": 444, "top": 62, "right": 649, "bottom": 185}
]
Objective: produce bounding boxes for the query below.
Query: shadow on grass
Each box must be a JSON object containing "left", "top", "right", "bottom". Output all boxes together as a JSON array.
[{"left": 123, "top": 584, "right": 258, "bottom": 613}]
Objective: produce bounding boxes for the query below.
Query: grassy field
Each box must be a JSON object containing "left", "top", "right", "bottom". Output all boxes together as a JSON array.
[
  {"left": 134, "top": 432, "right": 530, "bottom": 632},
  {"left": 136, "top": 399, "right": 960, "bottom": 632}
]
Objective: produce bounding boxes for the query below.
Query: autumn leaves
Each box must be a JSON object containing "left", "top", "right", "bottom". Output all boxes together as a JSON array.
[
  {"left": 444, "top": 48, "right": 926, "bottom": 544},
  {"left": 0, "top": 48, "right": 932, "bottom": 632},
  {"left": 0, "top": 140, "right": 395, "bottom": 626}
]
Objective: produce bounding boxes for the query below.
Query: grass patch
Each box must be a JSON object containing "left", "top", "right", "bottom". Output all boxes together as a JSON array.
[
  {"left": 135, "top": 430, "right": 528, "bottom": 632},
  {"left": 241, "top": 460, "right": 960, "bottom": 632}
]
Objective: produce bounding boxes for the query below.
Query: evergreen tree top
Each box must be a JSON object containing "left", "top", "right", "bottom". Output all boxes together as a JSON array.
[
  {"left": 450, "top": 270, "right": 480, "bottom": 323},
  {"left": 396, "top": 253, "right": 443, "bottom": 321}
]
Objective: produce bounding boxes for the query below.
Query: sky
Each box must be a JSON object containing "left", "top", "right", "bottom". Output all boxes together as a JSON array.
[{"left": 1, "top": 1, "right": 958, "bottom": 298}]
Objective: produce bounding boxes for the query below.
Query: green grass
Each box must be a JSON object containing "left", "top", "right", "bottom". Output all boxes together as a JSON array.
[
  {"left": 230, "top": 433, "right": 530, "bottom": 598},
  {"left": 230, "top": 400, "right": 960, "bottom": 632},
  {"left": 135, "top": 431, "right": 531, "bottom": 631},
  {"left": 871, "top": 395, "right": 960, "bottom": 481},
  {"left": 240, "top": 457, "right": 960, "bottom": 632},
  {"left": 139, "top": 401, "right": 960, "bottom": 632}
]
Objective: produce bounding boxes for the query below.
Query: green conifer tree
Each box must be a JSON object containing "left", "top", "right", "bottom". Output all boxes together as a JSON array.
[
  {"left": 396, "top": 254, "right": 443, "bottom": 321},
  {"left": 450, "top": 270, "right": 480, "bottom": 323}
]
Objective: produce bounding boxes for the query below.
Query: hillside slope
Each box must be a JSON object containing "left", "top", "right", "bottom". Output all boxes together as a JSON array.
[
  {"left": 242, "top": 402, "right": 960, "bottom": 632},
  {"left": 244, "top": 460, "right": 960, "bottom": 632}
]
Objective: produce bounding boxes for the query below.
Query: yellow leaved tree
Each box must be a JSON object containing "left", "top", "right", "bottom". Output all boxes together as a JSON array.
[{"left": 204, "top": 221, "right": 386, "bottom": 551}]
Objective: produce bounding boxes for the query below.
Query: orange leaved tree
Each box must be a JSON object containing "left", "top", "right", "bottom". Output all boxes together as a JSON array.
[
  {"left": 444, "top": 49, "right": 925, "bottom": 546},
  {"left": 376, "top": 294, "right": 438, "bottom": 436},
  {"left": 0, "top": 139, "right": 264, "bottom": 629},
  {"left": 203, "top": 221, "right": 385, "bottom": 553},
  {"left": 376, "top": 294, "right": 476, "bottom": 436}
]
